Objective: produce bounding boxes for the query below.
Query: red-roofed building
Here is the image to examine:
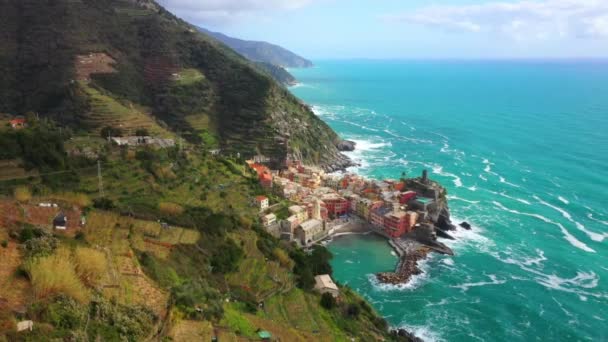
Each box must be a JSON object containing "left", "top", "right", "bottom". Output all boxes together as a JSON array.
[
  {"left": 10, "top": 118, "right": 26, "bottom": 129},
  {"left": 395, "top": 182, "right": 406, "bottom": 192},
  {"left": 399, "top": 191, "right": 417, "bottom": 204},
  {"left": 249, "top": 163, "right": 273, "bottom": 188},
  {"left": 255, "top": 196, "right": 269, "bottom": 211},
  {"left": 259, "top": 172, "right": 272, "bottom": 188}
]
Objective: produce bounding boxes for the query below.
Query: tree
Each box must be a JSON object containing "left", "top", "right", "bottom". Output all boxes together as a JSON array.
[
  {"left": 14, "top": 186, "right": 32, "bottom": 203},
  {"left": 135, "top": 128, "right": 149, "bottom": 136},
  {"left": 210, "top": 239, "right": 243, "bottom": 273},
  {"left": 346, "top": 303, "right": 361, "bottom": 318},
  {"left": 100, "top": 126, "right": 123, "bottom": 139},
  {"left": 309, "top": 245, "right": 333, "bottom": 276},
  {"left": 320, "top": 292, "right": 336, "bottom": 310}
]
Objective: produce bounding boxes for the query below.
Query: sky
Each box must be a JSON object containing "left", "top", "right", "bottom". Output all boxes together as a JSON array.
[{"left": 157, "top": 0, "right": 608, "bottom": 59}]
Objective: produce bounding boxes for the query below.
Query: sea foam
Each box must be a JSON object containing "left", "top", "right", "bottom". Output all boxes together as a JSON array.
[{"left": 492, "top": 201, "right": 595, "bottom": 253}]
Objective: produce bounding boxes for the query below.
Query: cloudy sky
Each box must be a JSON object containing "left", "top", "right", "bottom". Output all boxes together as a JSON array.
[{"left": 157, "top": 0, "right": 608, "bottom": 59}]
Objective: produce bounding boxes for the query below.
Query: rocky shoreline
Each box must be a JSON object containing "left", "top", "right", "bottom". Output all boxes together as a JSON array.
[{"left": 377, "top": 246, "right": 430, "bottom": 284}]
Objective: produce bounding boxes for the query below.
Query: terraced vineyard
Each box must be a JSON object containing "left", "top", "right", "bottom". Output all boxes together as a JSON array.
[
  {"left": 0, "top": 159, "right": 38, "bottom": 181},
  {"left": 80, "top": 84, "right": 172, "bottom": 136}
]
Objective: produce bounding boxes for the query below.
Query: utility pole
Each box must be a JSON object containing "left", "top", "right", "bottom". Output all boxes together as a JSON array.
[{"left": 97, "top": 160, "right": 105, "bottom": 197}]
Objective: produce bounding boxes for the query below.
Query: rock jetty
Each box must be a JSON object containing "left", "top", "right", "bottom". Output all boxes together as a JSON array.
[{"left": 377, "top": 246, "right": 430, "bottom": 284}]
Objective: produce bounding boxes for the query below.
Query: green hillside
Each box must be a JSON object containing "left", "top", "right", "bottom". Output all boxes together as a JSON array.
[
  {"left": 0, "top": 0, "right": 346, "bottom": 168},
  {"left": 0, "top": 123, "right": 405, "bottom": 341}
]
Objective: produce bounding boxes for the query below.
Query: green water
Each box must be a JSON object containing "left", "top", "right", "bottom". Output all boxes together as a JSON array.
[{"left": 290, "top": 60, "right": 608, "bottom": 341}]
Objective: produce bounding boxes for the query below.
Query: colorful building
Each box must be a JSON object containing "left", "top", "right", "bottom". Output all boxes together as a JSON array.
[
  {"left": 371, "top": 205, "right": 392, "bottom": 228},
  {"left": 322, "top": 194, "right": 350, "bottom": 218},
  {"left": 255, "top": 196, "right": 269, "bottom": 211},
  {"left": 399, "top": 191, "right": 417, "bottom": 204},
  {"left": 383, "top": 211, "right": 418, "bottom": 238}
]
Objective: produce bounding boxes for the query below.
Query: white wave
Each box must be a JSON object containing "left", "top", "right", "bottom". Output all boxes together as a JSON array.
[
  {"left": 492, "top": 201, "right": 595, "bottom": 253},
  {"left": 382, "top": 129, "right": 433, "bottom": 144},
  {"left": 341, "top": 119, "right": 381, "bottom": 132},
  {"left": 537, "top": 272, "right": 600, "bottom": 296},
  {"left": 289, "top": 82, "right": 314, "bottom": 89},
  {"left": 345, "top": 259, "right": 355, "bottom": 264},
  {"left": 447, "top": 195, "right": 480, "bottom": 204},
  {"left": 558, "top": 196, "right": 570, "bottom": 205},
  {"left": 442, "top": 258, "right": 455, "bottom": 266},
  {"left": 499, "top": 176, "right": 521, "bottom": 188},
  {"left": 351, "top": 139, "right": 392, "bottom": 151},
  {"left": 479, "top": 174, "right": 488, "bottom": 181},
  {"left": 488, "top": 190, "right": 531, "bottom": 205},
  {"left": 587, "top": 213, "right": 608, "bottom": 226},
  {"left": 432, "top": 165, "right": 463, "bottom": 187},
  {"left": 467, "top": 185, "right": 477, "bottom": 191},
  {"left": 521, "top": 249, "right": 547, "bottom": 267},
  {"left": 451, "top": 274, "right": 507, "bottom": 292},
  {"left": 494, "top": 252, "right": 607, "bottom": 299},
  {"left": 534, "top": 195, "right": 607, "bottom": 242},
  {"left": 397, "top": 324, "right": 444, "bottom": 342},
  {"left": 482, "top": 159, "right": 498, "bottom": 176},
  {"left": 441, "top": 217, "right": 494, "bottom": 253}
]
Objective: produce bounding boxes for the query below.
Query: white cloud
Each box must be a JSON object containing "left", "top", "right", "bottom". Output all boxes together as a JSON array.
[
  {"left": 387, "top": 0, "right": 608, "bottom": 41},
  {"left": 157, "top": 0, "right": 314, "bottom": 25}
]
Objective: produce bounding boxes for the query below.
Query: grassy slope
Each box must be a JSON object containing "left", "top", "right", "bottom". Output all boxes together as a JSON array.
[{"left": 0, "top": 140, "right": 395, "bottom": 341}]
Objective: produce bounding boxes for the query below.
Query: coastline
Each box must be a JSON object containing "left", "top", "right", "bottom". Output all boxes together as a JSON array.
[{"left": 325, "top": 215, "right": 455, "bottom": 286}]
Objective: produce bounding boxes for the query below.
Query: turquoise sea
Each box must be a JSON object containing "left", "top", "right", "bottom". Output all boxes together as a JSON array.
[{"left": 289, "top": 60, "right": 608, "bottom": 342}]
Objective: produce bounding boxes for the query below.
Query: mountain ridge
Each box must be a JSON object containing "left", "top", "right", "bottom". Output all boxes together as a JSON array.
[{"left": 198, "top": 27, "right": 314, "bottom": 68}]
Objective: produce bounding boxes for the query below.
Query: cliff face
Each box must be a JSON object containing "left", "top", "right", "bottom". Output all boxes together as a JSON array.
[{"left": 0, "top": 0, "right": 348, "bottom": 169}]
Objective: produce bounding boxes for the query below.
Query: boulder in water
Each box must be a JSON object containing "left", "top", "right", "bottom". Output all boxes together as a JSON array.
[
  {"left": 460, "top": 221, "right": 472, "bottom": 230},
  {"left": 336, "top": 139, "right": 356, "bottom": 152}
]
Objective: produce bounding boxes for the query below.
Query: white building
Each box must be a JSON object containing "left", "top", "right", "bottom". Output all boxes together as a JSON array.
[
  {"left": 314, "top": 274, "right": 339, "bottom": 298},
  {"left": 262, "top": 213, "right": 276, "bottom": 226},
  {"left": 255, "top": 196, "right": 269, "bottom": 211}
]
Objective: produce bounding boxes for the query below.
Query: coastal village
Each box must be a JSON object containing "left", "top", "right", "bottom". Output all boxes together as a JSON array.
[{"left": 248, "top": 157, "right": 456, "bottom": 285}]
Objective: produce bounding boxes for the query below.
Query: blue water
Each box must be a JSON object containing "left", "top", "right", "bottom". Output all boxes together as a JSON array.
[{"left": 289, "top": 60, "right": 608, "bottom": 341}]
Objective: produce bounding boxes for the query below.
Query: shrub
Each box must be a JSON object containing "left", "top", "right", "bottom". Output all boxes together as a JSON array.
[
  {"left": 320, "top": 292, "right": 336, "bottom": 310},
  {"left": 93, "top": 197, "right": 115, "bottom": 210},
  {"left": 23, "top": 234, "right": 59, "bottom": 258},
  {"left": 172, "top": 280, "right": 224, "bottom": 321},
  {"left": 27, "top": 249, "right": 89, "bottom": 303},
  {"left": 135, "top": 128, "right": 149, "bottom": 136},
  {"left": 100, "top": 126, "right": 122, "bottom": 138},
  {"left": 1, "top": 240, "right": 8, "bottom": 248},
  {"left": 45, "top": 295, "right": 87, "bottom": 330},
  {"left": 74, "top": 231, "right": 86, "bottom": 241},
  {"left": 273, "top": 248, "right": 293, "bottom": 269},
  {"left": 345, "top": 303, "right": 361, "bottom": 318},
  {"left": 19, "top": 226, "right": 44, "bottom": 243},
  {"left": 73, "top": 247, "right": 106, "bottom": 287},
  {"left": 88, "top": 295, "right": 157, "bottom": 341},
  {"left": 158, "top": 202, "right": 184, "bottom": 216},
  {"left": 210, "top": 239, "right": 243, "bottom": 273},
  {"left": 14, "top": 186, "right": 32, "bottom": 203},
  {"left": 60, "top": 192, "right": 91, "bottom": 207}
]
